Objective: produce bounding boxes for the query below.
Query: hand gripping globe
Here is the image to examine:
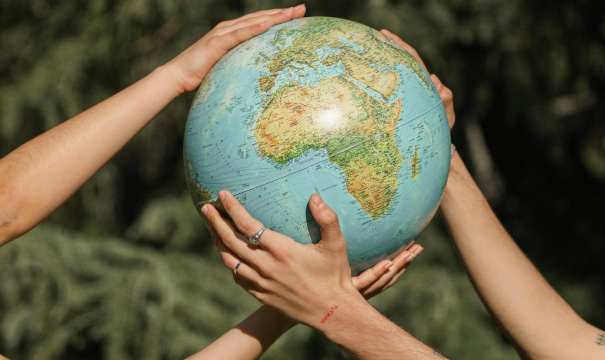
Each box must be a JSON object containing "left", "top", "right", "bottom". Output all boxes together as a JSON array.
[{"left": 184, "top": 17, "right": 450, "bottom": 274}]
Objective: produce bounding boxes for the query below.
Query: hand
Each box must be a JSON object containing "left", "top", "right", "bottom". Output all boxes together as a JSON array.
[
  {"left": 165, "top": 5, "right": 306, "bottom": 95},
  {"left": 211, "top": 223, "right": 423, "bottom": 300},
  {"left": 353, "top": 243, "right": 423, "bottom": 299},
  {"left": 203, "top": 191, "right": 365, "bottom": 328},
  {"left": 381, "top": 29, "right": 455, "bottom": 130}
]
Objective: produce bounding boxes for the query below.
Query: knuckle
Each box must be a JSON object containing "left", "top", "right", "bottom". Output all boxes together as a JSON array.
[
  {"left": 252, "top": 276, "right": 268, "bottom": 290},
  {"left": 272, "top": 247, "right": 290, "bottom": 263},
  {"left": 238, "top": 218, "right": 256, "bottom": 234},
  {"left": 206, "top": 36, "right": 220, "bottom": 48},
  {"left": 258, "top": 262, "right": 276, "bottom": 279},
  {"left": 229, "top": 30, "right": 241, "bottom": 41},
  {"left": 232, "top": 274, "right": 244, "bottom": 286},
  {"left": 251, "top": 291, "right": 267, "bottom": 304},
  {"left": 206, "top": 212, "right": 217, "bottom": 224}
]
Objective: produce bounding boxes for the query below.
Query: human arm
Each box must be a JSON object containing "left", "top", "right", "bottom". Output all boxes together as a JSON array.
[
  {"left": 382, "top": 28, "right": 605, "bottom": 360},
  {"left": 188, "top": 225, "right": 423, "bottom": 360},
  {"left": 0, "top": 6, "right": 306, "bottom": 247},
  {"left": 185, "top": 304, "right": 295, "bottom": 360},
  {"left": 201, "top": 190, "right": 447, "bottom": 360},
  {"left": 441, "top": 153, "right": 604, "bottom": 360},
  {"left": 383, "top": 28, "right": 605, "bottom": 359}
]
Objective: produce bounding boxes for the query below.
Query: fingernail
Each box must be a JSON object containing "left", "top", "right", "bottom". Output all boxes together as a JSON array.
[
  {"left": 414, "top": 246, "right": 424, "bottom": 255},
  {"left": 312, "top": 194, "right": 324, "bottom": 208},
  {"left": 219, "top": 190, "right": 226, "bottom": 201},
  {"left": 406, "top": 253, "right": 417, "bottom": 262},
  {"left": 281, "top": 7, "right": 293, "bottom": 13},
  {"left": 384, "top": 261, "right": 394, "bottom": 270},
  {"left": 202, "top": 205, "right": 209, "bottom": 215},
  {"left": 294, "top": 4, "right": 305, "bottom": 11}
]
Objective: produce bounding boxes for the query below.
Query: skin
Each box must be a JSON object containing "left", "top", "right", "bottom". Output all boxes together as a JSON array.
[
  {"left": 203, "top": 191, "right": 447, "bottom": 360},
  {"left": 380, "top": 30, "right": 604, "bottom": 360},
  {"left": 201, "top": 28, "right": 457, "bottom": 360},
  {"left": 2, "top": 4, "right": 599, "bottom": 357},
  {"left": 0, "top": 6, "right": 319, "bottom": 360},
  {"left": 188, "top": 232, "right": 423, "bottom": 360},
  {"left": 0, "top": 6, "right": 424, "bottom": 359},
  {"left": 0, "top": 6, "right": 307, "bottom": 247},
  {"left": 209, "top": 28, "right": 603, "bottom": 360}
]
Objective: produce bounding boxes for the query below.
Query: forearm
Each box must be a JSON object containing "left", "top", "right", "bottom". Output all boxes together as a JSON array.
[
  {"left": 320, "top": 293, "right": 447, "bottom": 360},
  {"left": 0, "top": 65, "right": 180, "bottom": 245},
  {"left": 440, "top": 154, "right": 600, "bottom": 359},
  {"left": 186, "top": 305, "right": 295, "bottom": 360}
]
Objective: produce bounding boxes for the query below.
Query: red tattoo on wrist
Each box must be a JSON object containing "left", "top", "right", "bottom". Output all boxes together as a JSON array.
[{"left": 320, "top": 305, "right": 339, "bottom": 324}]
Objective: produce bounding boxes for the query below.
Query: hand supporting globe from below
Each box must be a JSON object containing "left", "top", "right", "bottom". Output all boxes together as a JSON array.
[{"left": 184, "top": 17, "right": 450, "bottom": 274}]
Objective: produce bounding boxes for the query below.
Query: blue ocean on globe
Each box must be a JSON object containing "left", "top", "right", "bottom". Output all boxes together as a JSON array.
[{"left": 184, "top": 17, "right": 450, "bottom": 274}]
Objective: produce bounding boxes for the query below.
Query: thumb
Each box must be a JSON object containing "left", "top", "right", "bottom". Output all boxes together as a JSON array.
[{"left": 309, "top": 194, "right": 345, "bottom": 246}]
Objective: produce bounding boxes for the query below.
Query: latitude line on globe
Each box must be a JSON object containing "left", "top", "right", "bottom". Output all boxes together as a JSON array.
[{"left": 196, "top": 99, "right": 444, "bottom": 207}]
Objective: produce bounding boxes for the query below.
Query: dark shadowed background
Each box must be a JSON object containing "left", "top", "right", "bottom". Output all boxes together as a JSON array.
[{"left": 1, "top": 0, "right": 604, "bottom": 359}]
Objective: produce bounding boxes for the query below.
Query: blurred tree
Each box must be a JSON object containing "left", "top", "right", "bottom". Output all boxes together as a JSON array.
[{"left": 1, "top": 0, "right": 603, "bottom": 358}]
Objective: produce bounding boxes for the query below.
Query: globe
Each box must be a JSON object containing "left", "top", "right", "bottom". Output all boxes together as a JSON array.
[{"left": 184, "top": 17, "right": 450, "bottom": 274}]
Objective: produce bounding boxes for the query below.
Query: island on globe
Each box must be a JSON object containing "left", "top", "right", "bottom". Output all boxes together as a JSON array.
[{"left": 184, "top": 17, "right": 450, "bottom": 274}]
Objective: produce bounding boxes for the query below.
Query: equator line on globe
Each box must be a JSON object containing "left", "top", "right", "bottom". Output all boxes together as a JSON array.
[{"left": 184, "top": 17, "right": 451, "bottom": 274}]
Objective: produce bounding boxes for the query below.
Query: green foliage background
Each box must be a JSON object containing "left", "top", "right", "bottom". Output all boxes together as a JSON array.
[{"left": 1, "top": 0, "right": 603, "bottom": 359}]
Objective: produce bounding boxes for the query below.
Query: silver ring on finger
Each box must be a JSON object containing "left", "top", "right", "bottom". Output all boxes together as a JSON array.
[
  {"left": 234, "top": 261, "right": 243, "bottom": 275},
  {"left": 247, "top": 226, "right": 266, "bottom": 246}
]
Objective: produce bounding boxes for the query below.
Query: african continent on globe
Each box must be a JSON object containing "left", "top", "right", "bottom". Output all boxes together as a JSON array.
[{"left": 184, "top": 17, "right": 450, "bottom": 274}]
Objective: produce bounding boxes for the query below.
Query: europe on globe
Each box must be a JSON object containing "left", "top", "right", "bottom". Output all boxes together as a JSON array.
[{"left": 184, "top": 17, "right": 451, "bottom": 274}]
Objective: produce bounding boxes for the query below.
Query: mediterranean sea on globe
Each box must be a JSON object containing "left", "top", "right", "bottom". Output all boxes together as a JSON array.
[{"left": 184, "top": 17, "right": 450, "bottom": 275}]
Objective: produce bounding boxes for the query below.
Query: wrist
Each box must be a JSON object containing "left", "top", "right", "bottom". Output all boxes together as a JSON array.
[
  {"left": 312, "top": 290, "right": 373, "bottom": 338},
  {"left": 151, "top": 64, "right": 184, "bottom": 100}
]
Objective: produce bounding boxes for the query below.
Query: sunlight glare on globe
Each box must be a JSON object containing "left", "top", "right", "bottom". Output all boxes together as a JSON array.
[{"left": 319, "top": 109, "right": 341, "bottom": 128}]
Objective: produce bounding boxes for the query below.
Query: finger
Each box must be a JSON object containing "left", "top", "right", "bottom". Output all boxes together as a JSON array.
[
  {"left": 232, "top": 272, "right": 268, "bottom": 303},
  {"left": 208, "top": 225, "right": 219, "bottom": 246},
  {"left": 203, "top": 202, "right": 270, "bottom": 266},
  {"left": 212, "top": 228, "right": 267, "bottom": 287},
  {"left": 431, "top": 74, "right": 453, "bottom": 103},
  {"left": 215, "top": 5, "right": 304, "bottom": 28},
  {"left": 360, "top": 245, "right": 422, "bottom": 296},
  {"left": 380, "top": 29, "right": 429, "bottom": 73},
  {"left": 430, "top": 74, "right": 455, "bottom": 128},
  {"left": 211, "top": 21, "right": 271, "bottom": 52},
  {"left": 382, "top": 263, "right": 410, "bottom": 290},
  {"left": 218, "top": 190, "right": 282, "bottom": 253},
  {"left": 232, "top": 270, "right": 255, "bottom": 292},
  {"left": 352, "top": 260, "right": 393, "bottom": 290},
  {"left": 381, "top": 263, "right": 411, "bottom": 290},
  {"left": 215, "top": 5, "right": 306, "bottom": 36},
  {"left": 430, "top": 74, "right": 443, "bottom": 91},
  {"left": 381, "top": 246, "right": 424, "bottom": 290},
  {"left": 308, "top": 194, "right": 345, "bottom": 247}
]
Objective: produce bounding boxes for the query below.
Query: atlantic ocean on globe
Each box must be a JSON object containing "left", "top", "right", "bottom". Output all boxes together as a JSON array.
[{"left": 184, "top": 17, "right": 450, "bottom": 275}]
